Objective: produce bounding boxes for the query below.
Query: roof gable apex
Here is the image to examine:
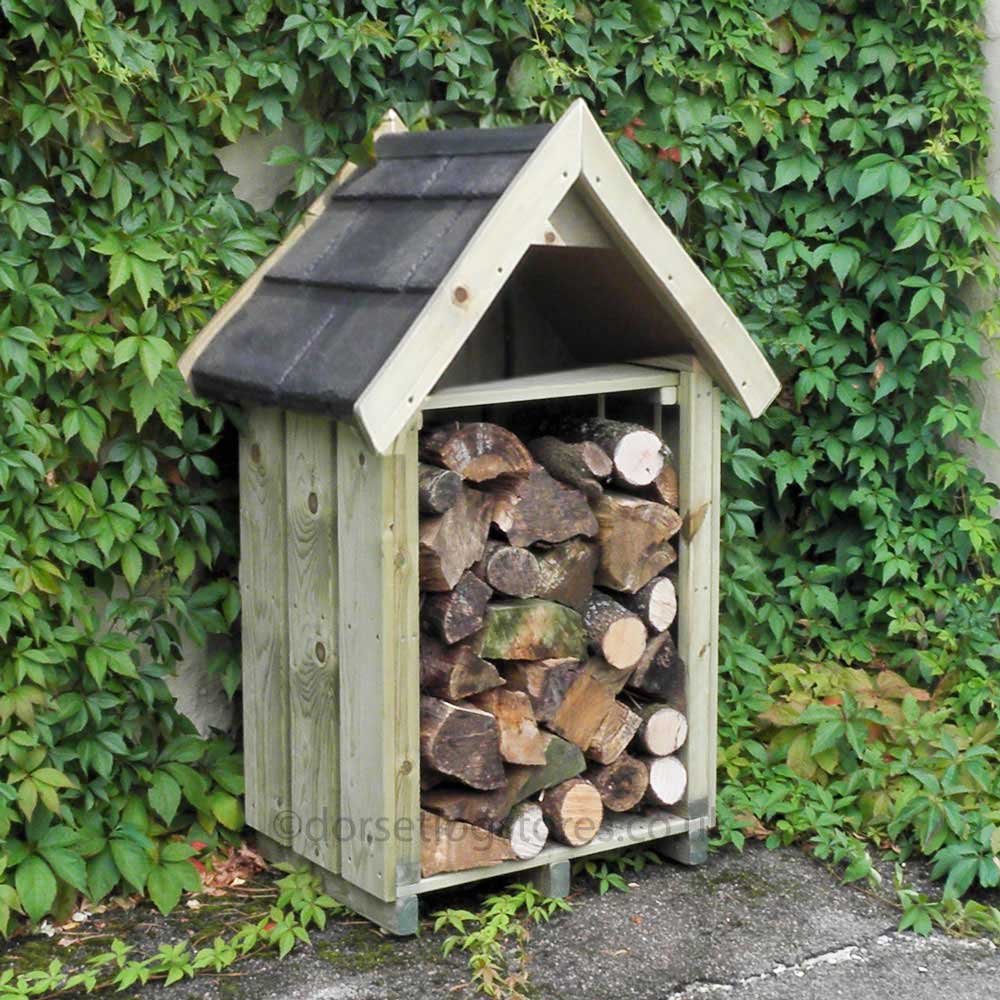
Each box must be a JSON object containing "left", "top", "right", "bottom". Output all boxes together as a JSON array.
[{"left": 355, "top": 101, "right": 778, "bottom": 452}]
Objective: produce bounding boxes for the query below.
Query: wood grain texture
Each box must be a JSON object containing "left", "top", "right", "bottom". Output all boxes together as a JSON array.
[
  {"left": 674, "top": 370, "right": 719, "bottom": 821},
  {"left": 285, "top": 412, "right": 339, "bottom": 871},
  {"left": 239, "top": 408, "right": 291, "bottom": 845},
  {"left": 337, "top": 420, "right": 421, "bottom": 901}
]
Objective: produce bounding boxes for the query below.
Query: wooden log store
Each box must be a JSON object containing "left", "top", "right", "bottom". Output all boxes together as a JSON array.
[{"left": 178, "top": 100, "right": 781, "bottom": 934}]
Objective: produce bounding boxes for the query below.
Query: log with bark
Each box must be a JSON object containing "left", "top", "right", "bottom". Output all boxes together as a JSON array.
[
  {"left": 586, "top": 700, "right": 642, "bottom": 765},
  {"left": 534, "top": 538, "right": 599, "bottom": 612},
  {"left": 641, "top": 460, "right": 679, "bottom": 508},
  {"left": 418, "top": 462, "right": 463, "bottom": 514},
  {"left": 422, "top": 734, "right": 585, "bottom": 832},
  {"left": 632, "top": 703, "right": 688, "bottom": 757},
  {"left": 420, "top": 810, "right": 516, "bottom": 877},
  {"left": 528, "top": 436, "right": 611, "bottom": 500},
  {"left": 486, "top": 468, "right": 598, "bottom": 547},
  {"left": 587, "top": 754, "right": 649, "bottom": 812},
  {"left": 474, "top": 540, "right": 541, "bottom": 598},
  {"left": 501, "top": 801, "right": 548, "bottom": 860},
  {"left": 470, "top": 688, "right": 548, "bottom": 765},
  {"left": 642, "top": 755, "right": 687, "bottom": 807},
  {"left": 422, "top": 571, "right": 492, "bottom": 643},
  {"left": 420, "top": 696, "right": 505, "bottom": 790},
  {"left": 419, "top": 486, "right": 493, "bottom": 591},
  {"left": 628, "top": 631, "right": 687, "bottom": 711},
  {"left": 421, "top": 422, "right": 533, "bottom": 482},
  {"left": 420, "top": 636, "right": 504, "bottom": 701},
  {"left": 547, "top": 670, "right": 616, "bottom": 750},
  {"left": 472, "top": 600, "right": 586, "bottom": 661},
  {"left": 582, "top": 591, "right": 647, "bottom": 670},
  {"left": 499, "top": 658, "right": 581, "bottom": 723},
  {"left": 619, "top": 576, "right": 677, "bottom": 633},
  {"left": 541, "top": 777, "right": 604, "bottom": 846},
  {"left": 591, "top": 492, "right": 680, "bottom": 593},
  {"left": 557, "top": 417, "right": 664, "bottom": 488}
]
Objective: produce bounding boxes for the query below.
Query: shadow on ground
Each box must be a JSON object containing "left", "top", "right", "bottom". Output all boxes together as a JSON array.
[{"left": 6, "top": 843, "right": 999, "bottom": 999}]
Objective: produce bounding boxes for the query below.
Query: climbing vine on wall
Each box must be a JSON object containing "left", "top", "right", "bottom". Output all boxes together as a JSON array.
[{"left": 1, "top": 0, "right": 999, "bottom": 928}]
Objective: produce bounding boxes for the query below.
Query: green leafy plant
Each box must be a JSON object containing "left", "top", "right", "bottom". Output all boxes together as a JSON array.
[
  {"left": 434, "top": 883, "right": 571, "bottom": 999},
  {"left": 0, "top": 865, "right": 343, "bottom": 998},
  {"left": 2, "top": 0, "right": 999, "bottom": 932}
]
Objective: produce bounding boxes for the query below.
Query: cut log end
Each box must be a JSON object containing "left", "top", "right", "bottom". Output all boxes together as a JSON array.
[
  {"left": 588, "top": 754, "right": 649, "bottom": 812},
  {"left": 612, "top": 429, "right": 664, "bottom": 487},
  {"left": 635, "top": 704, "right": 688, "bottom": 757},
  {"left": 502, "top": 801, "right": 548, "bottom": 860},
  {"left": 643, "top": 755, "right": 688, "bottom": 808},
  {"left": 541, "top": 777, "right": 604, "bottom": 846}
]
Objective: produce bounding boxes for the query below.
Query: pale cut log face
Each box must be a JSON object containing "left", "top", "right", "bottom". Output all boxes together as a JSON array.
[{"left": 613, "top": 429, "right": 664, "bottom": 486}]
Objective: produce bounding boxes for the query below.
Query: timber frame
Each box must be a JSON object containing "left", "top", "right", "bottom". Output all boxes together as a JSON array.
[{"left": 181, "top": 103, "right": 781, "bottom": 934}]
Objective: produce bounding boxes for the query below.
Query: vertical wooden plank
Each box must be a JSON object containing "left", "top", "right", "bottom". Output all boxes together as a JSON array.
[
  {"left": 336, "top": 419, "right": 420, "bottom": 902},
  {"left": 708, "top": 386, "right": 721, "bottom": 824},
  {"left": 285, "top": 413, "right": 340, "bottom": 872},
  {"left": 674, "top": 370, "right": 717, "bottom": 823},
  {"left": 239, "top": 408, "right": 291, "bottom": 844}
]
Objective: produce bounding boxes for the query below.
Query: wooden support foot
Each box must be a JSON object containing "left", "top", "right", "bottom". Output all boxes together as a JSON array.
[
  {"left": 527, "top": 859, "right": 571, "bottom": 899},
  {"left": 256, "top": 833, "right": 420, "bottom": 936},
  {"left": 658, "top": 825, "right": 708, "bottom": 866}
]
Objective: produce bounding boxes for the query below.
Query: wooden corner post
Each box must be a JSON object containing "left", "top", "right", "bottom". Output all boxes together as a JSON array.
[
  {"left": 336, "top": 418, "right": 421, "bottom": 905},
  {"left": 661, "top": 368, "right": 720, "bottom": 863}
]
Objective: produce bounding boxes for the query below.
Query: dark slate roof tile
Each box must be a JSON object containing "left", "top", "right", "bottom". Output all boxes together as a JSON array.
[
  {"left": 268, "top": 198, "right": 491, "bottom": 291},
  {"left": 190, "top": 121, "right": 551, "bottom": 414},
  {"left": 375, "top": 123, "right": 550, "bottom": 159},
  {"left": 191, "top": 281, "right": 431, "bottom": 415},
  {"left": 337, "top": 151, "right": 530, "bottom": 201}
]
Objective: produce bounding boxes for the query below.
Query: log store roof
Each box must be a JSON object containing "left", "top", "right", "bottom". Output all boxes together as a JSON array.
[{"left": 180, "top": 101, "right": 780, "bottom": 453}]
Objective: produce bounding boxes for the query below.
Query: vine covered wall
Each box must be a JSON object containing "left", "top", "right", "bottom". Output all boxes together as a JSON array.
[{"left": 1, "top": 0, "right": 999, "bottom": 928}]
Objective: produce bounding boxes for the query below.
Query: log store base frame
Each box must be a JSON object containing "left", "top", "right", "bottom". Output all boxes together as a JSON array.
[{"left": 241, "top": 360, "right": 720, "bottom": 934}]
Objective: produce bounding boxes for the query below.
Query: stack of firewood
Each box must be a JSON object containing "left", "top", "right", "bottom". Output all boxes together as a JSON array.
[{"left": 418, "top": 419, "right": 687, "bottom": 877}]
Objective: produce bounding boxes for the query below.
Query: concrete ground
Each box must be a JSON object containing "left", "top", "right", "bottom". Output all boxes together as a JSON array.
[{"left": 15, "top": 843, "right": 1000, "bottom": 1000}]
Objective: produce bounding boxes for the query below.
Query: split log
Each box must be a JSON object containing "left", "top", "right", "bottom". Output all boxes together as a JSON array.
[
  {"left": 419, "top": 486, "right": 493, "bottom": 591},
  {"left": 527, "top": 436, "right": 611, "bottom": 500},
  {"left": 586, "top": 700, "right": 642, "bottom": 765},
  {"left": 472, "top": 600, "right": 586, "bottom": 661},
  {"left": 547, "top": 670, "right": 616, "bottom": 750},
  {"left": 587, "top": 754, "right": 649, "bottom": 812},
  {"left": 485, "top": 468, "right": 597, "bottom": 547},
  {"left": 420, "top": 696, "right": 505, "bottom": 790},
  {"left": 422, "top": 734, "right": 584, "bottom": 832},
  {"left": 641, "top": 460, "right": 679, "bottom": 508},
  {"left": 474, "top": 540, "right": 541, "bottom": 598},
  {"left": 422, "top": 571, "right": 492, "bottom": 643},
  {"left": 619, "top": 576, "right": 677, "bottom": 633},
  {"left": 557, "top": 417, "right": 664, "bottom": 487},
  {"left": 582, "top": 591, "right": 647, "bottom": 670},
  {"left": 420, "top": 811, "right": 516, "bottom": 877},
  {"left": 499, "top": 658, "right": 581, "bottom": 722},
  {"left": 628, "top": 631, "right": 687, "bottom": 711},
  {"left": 633, "top": 704, "right": 688, "bottom": 757},
  {"left": 418, "top": 463, "right": 463, "bottom": 514},
  {"left": 420, "top": 636, "right": 504, "bottom": 701},
  {"left": 501, "top": 802, "right": 548, "bottom": 860},
  {"left": 470, "top": 689, "right": 548, "bottom": 765},
  {"left": 420, "top": 422, "right": 533, "bottom": 482},
  {"left": 592, "top": 492, "right": 680, "bottom": 593},
  {"left": 540, "top": 778, "right": 603, "bottom": 847},
  {"left": 642, "top": 755, "right": 687, "bottom": 807},
  {"left": 583, "top": 655, "right": 635, "bottom": 696},
  {"left": 534, "top": 538, "right": 600, "bottom": 612}
]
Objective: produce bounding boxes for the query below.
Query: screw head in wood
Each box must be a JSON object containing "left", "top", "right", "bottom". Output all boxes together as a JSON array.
[{"left": 452, "top": 285, "right": 470, "bottom": 304}]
